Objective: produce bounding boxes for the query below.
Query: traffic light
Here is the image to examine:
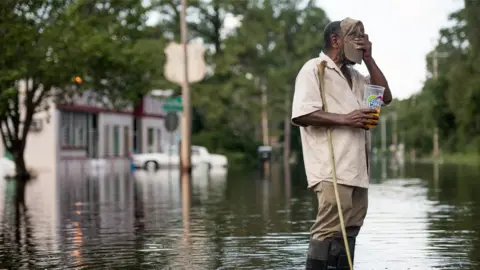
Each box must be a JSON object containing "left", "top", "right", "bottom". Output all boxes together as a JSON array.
[{"left": 72, "top": 76, "right": 83, "bottom": 84}]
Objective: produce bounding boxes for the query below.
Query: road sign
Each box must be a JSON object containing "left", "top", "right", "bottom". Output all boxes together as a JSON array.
[
  {"left": 165, "top": 112, "right": 179, "bottom": 132},
  {"left": 162, "top": 96, "right": 183, "bottom": 112},
  {"left": 164, "top": 42, "right": 207, "bottom": 85}
]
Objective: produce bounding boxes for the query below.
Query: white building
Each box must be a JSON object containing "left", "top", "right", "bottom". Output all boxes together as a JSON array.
[{"left": 0, "top": 80, "right": 180, "bottom": 172}]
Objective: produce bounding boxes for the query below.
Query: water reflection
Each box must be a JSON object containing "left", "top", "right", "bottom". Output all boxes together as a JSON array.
[{"left": 0, "top": 159, "right": 480, "bottom": 269}]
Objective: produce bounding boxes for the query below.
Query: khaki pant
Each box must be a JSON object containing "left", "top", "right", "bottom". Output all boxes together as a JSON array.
[{"left": 310, "top": 181, "right": 368, "bottom": 241}]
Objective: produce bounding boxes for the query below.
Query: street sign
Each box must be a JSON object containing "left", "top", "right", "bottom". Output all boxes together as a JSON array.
[
  {"left": 165, "top": 112, "right": 179, "bottom": 132},
  {"left": 164, "top": 42, "right": 207, "bottom": 85},
  {"left": 162, "top": 96, "right": 183, "bottom": 112}
]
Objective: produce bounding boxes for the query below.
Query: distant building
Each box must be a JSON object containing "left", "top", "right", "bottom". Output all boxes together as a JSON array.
[{"left": 0, "top": 80, "right": 180, "bottom": 172}]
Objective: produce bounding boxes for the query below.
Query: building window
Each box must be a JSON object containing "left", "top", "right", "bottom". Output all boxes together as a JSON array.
[
  {"left": 104, "top": 125, "right": 110, "bottom": 157},
  {"left": 124, "top": 126, "right": 130, "bottom": 156},
  {"left": 147, "top": 128, "right": 154, "bottom": 153},
  {"left": 113, "top": 125, "right": 120, "bottom": 156},
  {"left": 156, "top": 129, "right": 162, "bottom": 152},
  {"left": 60, "top": 111, "right": 87, "bottom": 148}
]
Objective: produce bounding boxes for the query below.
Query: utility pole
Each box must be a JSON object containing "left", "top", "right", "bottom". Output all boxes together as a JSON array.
[
  {"left": 432, "top": 51, "right": 439, "bottom": 157},
  {"left": 381, "top": 115, "right": 387, "bottom": 154},
  {"left": 260, "top": 80, "right": 270, "bottom": 177},
  {"left": 164, "top": 1, "right": 205, "bottom": 175},
  {"left": 391, "top": 112, "right": 398, "bottom": 154},
  {"left": 261, "top": 81, "right": 269, "bottom": 146},
  {"left": 179, "top": 0, "right": 192, "bottom": 174},
  {"left": 430, "top": 50, "right": 448, "bottom": 157}
]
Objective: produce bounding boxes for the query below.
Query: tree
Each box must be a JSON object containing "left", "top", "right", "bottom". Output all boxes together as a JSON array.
[
  {"left": 233, "top": 0, "right": 329, "bottom": 162},
  {"left": 0, "top": 0, "right": 161, "bottom": 204},
  {"left": 147, "top": 0, "right": 331, "bottom": 166},
  {"left": 380, "top": 1, "right": 480, "bottom": 158}
]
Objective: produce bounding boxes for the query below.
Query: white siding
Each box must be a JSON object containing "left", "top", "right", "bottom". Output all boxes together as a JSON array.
[
  {"left": 23, "top": 97, "right": 58, "bottom": 173},
  {"left": 98, "top": 113, "right": 133, "bottom": 157},
  {"left": 140, "top": 115, "right": 180, "bottom": 153},
  {"left": 61, "top": 90, "right": 134, "bottom": 112},
  {"left": 143, "top": 95, "right": 164, "bottom": 116},
  {"left": 140, "top": 117, "right": 163, "bottom": 153}
]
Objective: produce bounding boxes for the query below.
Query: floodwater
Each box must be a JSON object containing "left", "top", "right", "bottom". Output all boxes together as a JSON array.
[{"left": 1, "top": 158, "right": 480, "bottom": 269}]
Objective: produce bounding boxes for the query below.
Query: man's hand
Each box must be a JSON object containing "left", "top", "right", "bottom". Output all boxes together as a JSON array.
[
  {"left": 353, "top": 34, "right": 372, "bottom": 61},
  {"left": 342, "top": 108, "right": 378, "bottom": 130}
]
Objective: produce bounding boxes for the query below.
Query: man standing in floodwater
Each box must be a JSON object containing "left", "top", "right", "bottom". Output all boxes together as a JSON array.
[{"left": 291, "top": 18, "right": 393, "bottom": 269}]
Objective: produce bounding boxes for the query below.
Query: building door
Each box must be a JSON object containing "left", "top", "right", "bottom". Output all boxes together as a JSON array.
[
  {"left": 147, "top": 128, "right": 154, "bottom": 153},
  {"left": 104, "top": 125, "right": 110, "bottom": 157},
  {"left": 87, "top": 114, "right": 98, "bottom": 158},
  {"left": 123, "top": 126, "right": 130, "bottom": 156},
  {"left": 113, "top": 125, "right": 120, "bottom": 156},
  {"left": 133, "top": 118, "right": 142, "bottom": 153}
]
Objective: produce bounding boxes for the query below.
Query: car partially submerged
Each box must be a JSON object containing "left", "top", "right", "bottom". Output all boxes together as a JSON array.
[{"left": 131, "top": 145, "right": 227, "bottom": 172}]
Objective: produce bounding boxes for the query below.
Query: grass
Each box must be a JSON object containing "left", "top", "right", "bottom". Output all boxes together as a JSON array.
[
  {"left": 415, "top": 152, "right": 480, "bottom": 166},
  {"left": 441, "top": 153, "right": 480, "bottom": 165}
]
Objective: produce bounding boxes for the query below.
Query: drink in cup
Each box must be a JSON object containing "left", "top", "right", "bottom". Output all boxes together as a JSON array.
[{"left": 363, "top": 84, "right": 385, "bottom": 129}]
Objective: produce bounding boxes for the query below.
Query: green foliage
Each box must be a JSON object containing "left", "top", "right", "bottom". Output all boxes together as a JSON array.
[
  {"left": 0, "top": 0, "right": 333, "bottom": 169},
  {"left": 159, "top": 0, "right": 330, "bottom": 164},
  {"left": 371, "top": 1, "right": 480, "bottom": 158},
  {"left": 0, "top": 0, "right": 161, "bottom": 162}
]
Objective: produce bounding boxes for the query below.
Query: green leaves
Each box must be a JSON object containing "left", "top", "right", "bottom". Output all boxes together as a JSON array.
[
  {"left": 383, "top": 1, "right": 480, "bottom": 155},
  {"left": 0, "top": 0, "right": 163, "bottom": 156},
  {"left": 156, "top": 0, "right": 330, "bottom": 159}
]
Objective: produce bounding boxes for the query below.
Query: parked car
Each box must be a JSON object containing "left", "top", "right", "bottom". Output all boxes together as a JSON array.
[
  {"left": 132, "top": 145, "right": 208, "bottom": 171},
  {"left": 1, "top": 158, "right": 15, "bottom": 178},
  {"left": 132, "top": 145, "right": 228, "bottom": 172},
  {"left": 210, "top": 154, "right": 228, "bottom": 169}
]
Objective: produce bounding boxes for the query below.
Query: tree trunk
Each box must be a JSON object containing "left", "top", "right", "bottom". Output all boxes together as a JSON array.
[
  {"left": 283, "top": 95, "right": 292, "bottom": 169},
  {"left": 13, "top": 150, "right": 29, "bottom": 207}
]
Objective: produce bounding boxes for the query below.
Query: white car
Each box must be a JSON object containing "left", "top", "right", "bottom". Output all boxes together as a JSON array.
[
  {"left": 0, "top": 158, "right": 15, "bottom": 178},
  {"left": 210, "top": 154, "right": 228, "bottom": 169},
  {"left": 132, "top": 145, "right": 212, "bottom": 171}
]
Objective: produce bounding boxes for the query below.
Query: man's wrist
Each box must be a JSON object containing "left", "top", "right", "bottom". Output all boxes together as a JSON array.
[
  {"left": 337, "top": 114, "right": 350, "bottom": 127},
  {"left": 364, "top": 57, "right": 375, "bottom": 66}
]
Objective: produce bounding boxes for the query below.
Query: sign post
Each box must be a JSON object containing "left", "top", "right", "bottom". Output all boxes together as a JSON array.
[
  {"left": 164, "top": 112, "right": 180, "bottom": 179},
  {"left": 163, "top": 0, "right": 206, "bottom": 175}
]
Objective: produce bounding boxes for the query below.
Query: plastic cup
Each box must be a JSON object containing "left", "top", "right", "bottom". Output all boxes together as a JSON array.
[{"left": 364, "top": 84, "right": 385, "bottom": 129}]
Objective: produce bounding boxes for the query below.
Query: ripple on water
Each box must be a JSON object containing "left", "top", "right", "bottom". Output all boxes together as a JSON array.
[{"left": 0, "top": 163, "right": 479, "bottom": 269}]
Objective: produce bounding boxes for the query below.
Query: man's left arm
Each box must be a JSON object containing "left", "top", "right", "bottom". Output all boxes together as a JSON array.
[
  {"left": 364, "top": 58, "right": 392, "bottom": 105},
  {"left": 354, "top": 34, "right": 392, "bottom": 105}
]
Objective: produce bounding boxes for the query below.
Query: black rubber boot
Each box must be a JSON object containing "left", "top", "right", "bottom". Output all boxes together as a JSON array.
[
  {"left": 326, "top": 237, "right": 356, "bottom": 269},
  {"left": 305, "top": 239, "right": 330, "bottom": 269},
  {"left": 306, "top": 237, "right": 356, "bottom": 270},
  {"left": 305, "top": 257, "right": 327, "bottom": 269}
]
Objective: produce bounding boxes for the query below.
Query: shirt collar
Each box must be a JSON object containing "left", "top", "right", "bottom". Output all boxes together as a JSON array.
[
  {"left": 319, "top": 51, "right": 338, "bottom": 69},
  {"left": 319, "top": 51, "right": 349, "bottom": 82}
]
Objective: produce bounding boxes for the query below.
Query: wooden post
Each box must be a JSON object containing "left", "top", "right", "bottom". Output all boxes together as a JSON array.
[
  {"left": 181, "top": 173, "right": 191, "bottom": 245},
  {"left": 179, "top": 0, "right": 192, "bottom": 174}
]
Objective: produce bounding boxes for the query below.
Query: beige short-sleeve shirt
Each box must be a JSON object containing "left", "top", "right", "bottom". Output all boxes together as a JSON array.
[{"left": 292, "top": 52, "right": 372, "bottom": 189}]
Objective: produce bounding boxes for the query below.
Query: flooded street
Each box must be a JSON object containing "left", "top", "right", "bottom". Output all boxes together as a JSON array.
[{"left": 1, "top": 159, "right": 479, "bottom": 269}]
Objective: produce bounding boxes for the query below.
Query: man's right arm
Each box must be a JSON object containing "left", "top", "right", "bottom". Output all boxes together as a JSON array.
[
  {"left": 292, "top": 110, "right": 347, "bottom": 127},
  {"left": 290, "top": 65, "right": 378, "bottom": 129}
]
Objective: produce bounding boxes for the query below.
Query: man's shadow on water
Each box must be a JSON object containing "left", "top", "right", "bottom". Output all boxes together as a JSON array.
[{"left": 0, "top": 179, "right": 39, "bottom": 269}]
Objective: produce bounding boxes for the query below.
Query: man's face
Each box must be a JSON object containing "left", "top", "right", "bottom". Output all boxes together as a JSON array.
[
  {"left": 331, "top": 36, "right": 354, "bottom": 65},
  {"left": 333, "top": 23, "right": 365, "bottom": 65}
]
